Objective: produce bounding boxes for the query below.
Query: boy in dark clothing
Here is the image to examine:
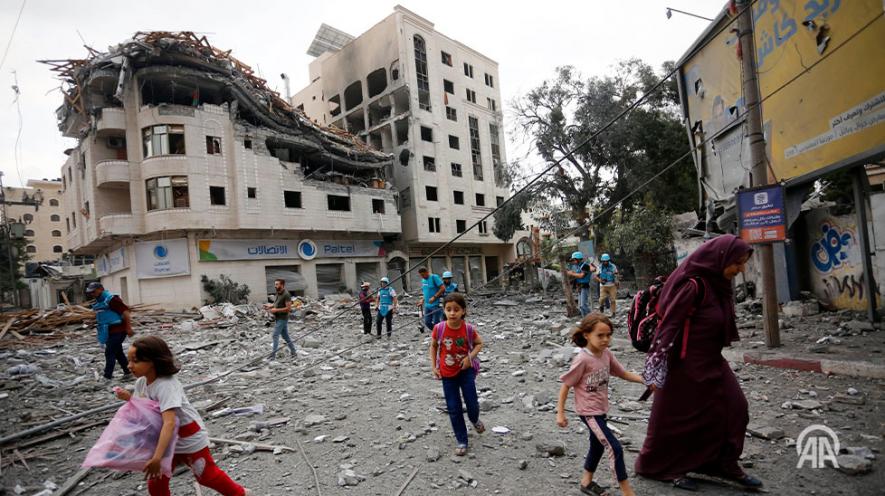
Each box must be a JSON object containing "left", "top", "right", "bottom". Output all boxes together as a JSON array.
[{"left": 358, "top": 282, "right": 373, "bottom": 334}]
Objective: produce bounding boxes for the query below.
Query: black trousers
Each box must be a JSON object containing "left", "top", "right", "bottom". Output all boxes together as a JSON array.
[
  {"left": 104, "top": 332, "right": 129, "bottom": 379},
  {"left": 361, "top": 307, "right": 372, "bottom": 334},
  {"left": 376, "top": 312, "right": 393, "bottom": 336}
]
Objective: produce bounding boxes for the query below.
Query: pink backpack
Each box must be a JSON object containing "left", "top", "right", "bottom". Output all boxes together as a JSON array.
[{"left": 434, "top": 321, "right": 480, "bottom": 374}]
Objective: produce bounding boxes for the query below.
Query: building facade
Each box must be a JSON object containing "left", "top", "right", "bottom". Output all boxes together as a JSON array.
[
  {"left": 52, "top": 32, "right": 401, "bottom": 310},
  {"left": 293, "top": 6, "right": 513, "bottom": 292},
  {"left": 3, "top": 179, "right": 66, "bottom": 263}
]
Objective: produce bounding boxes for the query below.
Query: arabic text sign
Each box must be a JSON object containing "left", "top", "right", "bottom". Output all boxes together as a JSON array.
[
  {"left": 738, "top": 185, "right": 787, "bottom": 244},
  {"left": 198, "top": 239, "right": 300, "bottom": 261},
  {"left": 97, "top": 246, "right": 128, "bottom": 276},
  {"left": 135, "top": 239, "right": 190, "bottom": 278}
]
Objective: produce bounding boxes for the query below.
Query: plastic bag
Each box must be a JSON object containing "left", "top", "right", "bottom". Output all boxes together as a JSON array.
[{"left": 82, "top": 397, "right": 178, "bottom": 476}]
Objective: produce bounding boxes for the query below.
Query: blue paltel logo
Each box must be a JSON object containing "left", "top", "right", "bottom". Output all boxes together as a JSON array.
[
  {"left": 153, "top": 245, "right": 168, "bottom": 259},
  {"left": 298, "top": 240, "right": 317, "bottom": 260}
]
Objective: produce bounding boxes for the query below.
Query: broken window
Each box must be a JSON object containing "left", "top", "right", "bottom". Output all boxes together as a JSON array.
[
  {"left": 453, "top": 190, "right": 464, "bottom": 204},
  {"left": 469, "top": 116, "right": 483, "bottom": 180},
  {"left": 344, "top": 81, "right": 363, "bottom": 110},
  {"left": 426, "top": 186, "right": 438, "bottom": 201},
  {"left": 475, "top": 193, "right": 486, "bottom": 206},
  {"left": 414, "top": 35, "right": 431, "bottom": 111},
  {"left": 146, "top": 176, "right": 189, "bottom": 211},
  {"left": 484, "top": 73, "right": 494, "bottom": 87},
  {"left": 423, "top": 156, "right": 436, "bottom": 172},
  {"left": 443, "top": 79, "right": 454, "bottom": 94},
  {"left": 51, "top": 230, "right": 61, "bottom": 237},
  {"left": 395, "top": 118, "right": 409, "bottom": 145},
  {"left": 446, "top": 106, "right": 457, "bottom": 121},
  {"left": 478, "top": 220, "right": 488, "bottom": 235},
  {"left": 428, "top": 217, "right": 441, "bottom": 233},
  {"left": 372, "top": 198, "right": 385, "bottom": 214},
  {"left": 489, "top": 124, "right": 502, "bottom": 165},
  {"left": 496, "top": 196, "right": 504, "bottom": 207},
  {"left": 456, "top": 219, "right": 467, "bottom": 233},
  {"left": 247, "top": 187, "right": 257, "bottom": 199},
  {"left": 244, "top": 139, "right": 252, "bottom": 149},
  {"left": 316, "top": 263, "right": 344, "bottom": 297},
  {"left": 367, "top": 68, "right": 387, "bottom": 98},
  {"left": 284, "top": 190, "right": 302, "bottom": 208},
  {"left": 206, "top": 136, "right": 222, "bottom": 155},
  {"left": 327, "top": 194, "right": 351, "bottom": 211},
  {"left": 487, "top": 98, "right": 497, "bottom": 111},
  {"left": 451, "top": 163, "right": 462, "bottom": 177},
  {"left": 441, "top": 51, "right": 453, "bottom": 66},
  {"left": 346, "top": 110, "right": 366, "bottom": 134},
  {"left": 449, "top": 135, "right": 460, "bottom": 149},
  {"left": 142, "top": 125, "right": 186, "bottom": 158},
  {"left": 466, "top": 89, "right": 477, "bottom": 104},
  {"left": 400, "top": 187, "right": 412, "bottom": 208},
  {"left": 390, "top": 60, "right": 400, "bottom": 81},
  {"left": 209, "top": 186, "right": 226, "bottom": 206},
  {"left": 329, "top": 94, "right": 342, "bottom": 116},
  {"left": 421, "top": 126, "right": 433, "bottom": 142},
  {"left": 463, "top": 63, "right": 474, "bottom": 78},
  {"left": 50, "top": 214, "right": 60, "bottom": 221}
]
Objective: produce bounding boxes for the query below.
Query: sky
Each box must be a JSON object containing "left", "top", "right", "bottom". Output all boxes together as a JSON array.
[{"left": 0, "top": 0, "right": 720, "bottom": 188}]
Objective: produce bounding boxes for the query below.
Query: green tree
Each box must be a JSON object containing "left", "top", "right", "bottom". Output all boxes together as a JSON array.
[
  {"left": 606, "top": 205, "right": 676, "bottom": 286},
  {"left": 0, "top": 235, "right": 30, "bottom": 302}
]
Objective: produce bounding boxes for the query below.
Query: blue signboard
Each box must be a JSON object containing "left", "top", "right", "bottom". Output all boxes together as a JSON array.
[{"left": 737, "top": 185, "right": 787, "bottom": 244}]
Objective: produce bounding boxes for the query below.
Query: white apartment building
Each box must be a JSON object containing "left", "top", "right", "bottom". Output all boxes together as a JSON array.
[
  {"left": 293, "top": 6, "right": 513, "bottom": 292},
  {"left": 53, "top": 32, "right": 401, "bottom": 310},
  {"left": 2, "top": 179, "right": 67, "bottom": 263}
]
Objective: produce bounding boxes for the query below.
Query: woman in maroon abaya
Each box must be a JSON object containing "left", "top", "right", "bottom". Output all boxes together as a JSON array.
[{"left": 635, "top": 234, "right": 763, "bottom": 491}]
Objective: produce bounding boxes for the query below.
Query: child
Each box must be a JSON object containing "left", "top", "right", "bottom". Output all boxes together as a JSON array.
[
  {"left": 374, "top": 277, "right": 398, "bottom": 338},
  {"left": 115, "top": 336, "right": 248, "bottom": 496},
  {"left": 358, "top": 281, "right": 373, "bottom": 335},
  {"left": 556, "top": 314, "right": 642, "bottom": 496},
  {"left": 429, "top": 293, "right": 485, "bottom": 456}
]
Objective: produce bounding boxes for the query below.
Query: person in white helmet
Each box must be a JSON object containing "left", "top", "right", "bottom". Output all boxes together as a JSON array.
[
  {"left": 374, "top": 277, "right": 398, "bottom": 338},
  {"left": 566, "top": 252, "right": 596, "bottom": 317}
]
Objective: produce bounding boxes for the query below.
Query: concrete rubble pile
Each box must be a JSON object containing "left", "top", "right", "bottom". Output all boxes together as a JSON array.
[{"left": 0, "top": 292, "right": 882, "bottom": 495}]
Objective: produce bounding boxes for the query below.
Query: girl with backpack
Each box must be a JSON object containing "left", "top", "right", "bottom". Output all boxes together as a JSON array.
[
  {"left": 635, "top": 234, "right": 762, "bottom": 491},
  {"left": 429, "top": 293, "right": 485, "bottom": 456}
]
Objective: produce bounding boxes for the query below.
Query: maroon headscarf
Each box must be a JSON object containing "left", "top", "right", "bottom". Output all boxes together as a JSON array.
[{"left": 658, "top": 234, "right": 753, "bottom": 344}]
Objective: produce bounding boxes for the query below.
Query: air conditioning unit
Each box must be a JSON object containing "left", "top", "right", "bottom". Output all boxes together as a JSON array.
[{"left": 107, "top": 136, "right": 126, "bottom": 149}]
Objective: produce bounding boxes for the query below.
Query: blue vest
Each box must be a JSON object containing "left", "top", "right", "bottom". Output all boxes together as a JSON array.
[
  {"left": 93, "top": 290, "right": 122, "bottom": 344},
  {"left": 378, "top": 287, "right": 394, "bottom": 317},
  {"left": 573, "top": 262, "right": 592, "bottom": 285},
  {"left": 442, "top": 281, "right": 458, "bottom": 297},
  {"left": 598, "top": 262, "right": 617, "bottom": 285}
]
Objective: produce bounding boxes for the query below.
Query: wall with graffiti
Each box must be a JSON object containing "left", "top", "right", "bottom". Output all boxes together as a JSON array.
[{"left": 805, "top": 208, "right": 880, "bottom": 311}]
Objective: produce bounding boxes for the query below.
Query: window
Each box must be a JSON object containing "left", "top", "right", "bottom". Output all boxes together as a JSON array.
[
  {"left": 443, "top": 79, "right": 454, "bottom": 94},
  {"left": 496, "top": 196, "right": 504, "bottom": 207},
  {"left": 445, "top": 106, "right": 457, "bottom": 121},
  {"left": 71, "top": 213, "right": 76, "bottom": 228},
  {"left": 484, "top": 73, "right": 495, "bottom": 87},
  {"left": 83, "top": 202, "right": 90, "bottom": 218},
  {"left": 489, "top": 123, "right": 502, "bottom": 166},
  {"left": 414, "top": 36, "right": 431, "bottom": 111},
  {"left": 49, "top": 199, "right": 59, "bottom": 207},
  {"left": 428, "top": 217, "right": 441, "bottom": 233},
  {"left": 50, "top": 214, "right": 60, "bottom": 222},
  {"left": 146, "top": 176, "right": 189, "bottom": 210},
  {"left": 426, "top": 186, "right": 438, "bottom": 201},
  {"left": 478, "top": 220, "right": 488, "bottom": 235},
  {"left": 469, "top": 116, "right": 483, "bottom": 180},
  {"left": 206, "top": 136, "right": 222, "bottom": 155},
  {"left": 65, "top": 218, "right": 70, "bottom": 232},
  {"left": 451, "top": 163, "right": 463, "bottom": 177},
  {"left": 475, "top": 193, "right": 486, "bottom": 206},
  {"left": 421, "top": 126, "right": 433, "bottom": 142},
  {"left": 244, "top": 139, "right": 252, "bottom": 149},
  {"left": 26, "top": 245, "right": 36, "bottom": 254},
  {"left": 53, "top": 245, "right": 63, "bottom": 253},
  {"left": 67, "top": 167, "right": 72, "bottom": 183},
  {"left": 284, "top": 190, "right": 302, "bottom": 208},
  {"left": 453, "top": 190, "right": 464, "bottom": 204},
  {"left": 463, "top": 62, "right": 474, "bottom": 78},
  {"left": 423, "top": 156, "right": 436, "bottom": 172},
  {"left": 209, "top": 186, "right": 226, "bottom": 206},
  {"left": 466, "top": 89, "right": 477, "bottom": 104},
  {"left": 247, "top": 187, "right": 257, "bottom": 199},
  {"left": 456, "top": 219, "right": 467, "bottom": 233},
  {"left": 23, "top": 213, "right": 33, "bottom": 223},
  {"left": 372, "top": 199, "right": 385, "bottom": 214},
  {"left": 142, "top": 125, "right": 185, "bottom": 158},
  {"left": 487, "top": 98, "right": 497, "bottom": 111},
  {"left": 24, "top": 229, "right": 34, "bottom": 237},
  {"left": 327, "top": 194, "right": 351, "bottom": 211},
  {"left": 448, "top": 135, "right": 460, "bottom": 149},
  {"left": 51, "top": 230, "right": 61, "bottom": 237},
  {"left": 441, "top": 51, "right": 452, "bottom": 66}
]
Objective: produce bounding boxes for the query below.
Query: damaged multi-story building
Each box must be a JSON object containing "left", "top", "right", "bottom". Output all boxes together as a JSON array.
[
  {"left": 45, "top": 32, "right": 402, "bottom": 308},
  {"left": 293, "top": 6, "right": 513, "bottom": 292}
]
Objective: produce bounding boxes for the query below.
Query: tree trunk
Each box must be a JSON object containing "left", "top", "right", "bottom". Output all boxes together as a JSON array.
[{"left": 560, "top": 262, "right": 578, "bottom": 317}]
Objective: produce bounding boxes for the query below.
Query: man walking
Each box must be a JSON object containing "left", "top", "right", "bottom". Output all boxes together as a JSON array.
[
  {"left": 87, "top": 282, "right": 133, "bottom": 380},
  {"left": 375, "top": 277, "right": 398, "bottom": 338},
  {"left": 417, "top": 267, "right": 445, "bottom": 333},
  {"left": 595, "top": 253, "right": 619, "bottom": 316},
  {"left": 565, "top": 252, "right": 595, "bottom": 317},
  {"left": 264, "top": 278, "right": 296, "bottom": 360}
]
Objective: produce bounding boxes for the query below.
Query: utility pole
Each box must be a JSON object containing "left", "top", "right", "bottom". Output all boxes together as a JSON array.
[{"left": 737, "top": 0, "right": 781, "bottom": 347}]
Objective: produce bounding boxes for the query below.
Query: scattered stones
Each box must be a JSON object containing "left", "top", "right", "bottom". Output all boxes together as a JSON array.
[
  {"left": 512, "top": 370, "right": 526, "bottom": 377},
  {"left": 834, "top": 393, "right": 866, "bottom": 406},
  {"left": 747, "top": 425, "right": 785, "bottom": 440},
  {"left": 426, "top": 447, "right": 441, "bottom": 462},
  {"left": 303, "top": 414, "right": 327, "bottom": 427},
  {"left": 843, "top": 320, "right": 874, "bottom": 332},
  {"left": 536, "top": 441, "right": 566, "bottom": 457},
  {"left": 337, "top": 469, "right": 365, "bottom": 486},
  {"left": 517, "top": 459, "right": 528, "bottom": 470},
  {"left": 618, "top": 400, "right": 643, "bottom": 412},
  {"left": 493, "top": 299, "right": 519, "bottom": 307},
  {"left": 791, "top": 399, "right": 824, "bottom": 410},
  {"left": 332, "top": 435, "right": 349, "bottom": 443},
  {"left": 835, "top": 454, "right": 872, "bottom": 475}
]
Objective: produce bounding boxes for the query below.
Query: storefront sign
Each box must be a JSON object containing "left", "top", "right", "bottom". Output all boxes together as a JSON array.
[
  {"left": 737, "top": 185, "right": 787, "bottom": 244},
  {"left": 198, "top": 239, "right": 300, "bottom": 261},
  {"left": 97, "top": 246, "right": 128, "bottom": 276},
  {"left": 317, "top": 240, "right": 385, "bottom": 258},
  {"left": 135, "top": 238, "right": 190, "bottom": 278}
]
